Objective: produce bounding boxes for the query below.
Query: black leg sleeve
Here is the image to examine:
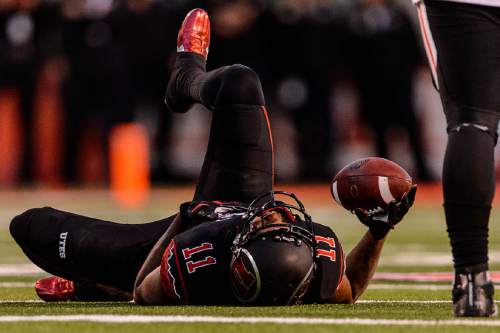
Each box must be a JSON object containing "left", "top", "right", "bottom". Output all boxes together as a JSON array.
[
  {"left": 167, "top": 53, "right": 273, "bottom": 203},
  {"left": 168, "top": 53, "right": 265, "bottom": 108},
  {"left": 10, "top": 207, "right": 174, "bottom": 292},
  {"left": 443, "top": 126, "right": 496, "bottom": 268}
]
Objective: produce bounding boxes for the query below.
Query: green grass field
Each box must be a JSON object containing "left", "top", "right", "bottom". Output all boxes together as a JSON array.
[{"left": 1, "top": 186, "right": 499, "bottom": 332}]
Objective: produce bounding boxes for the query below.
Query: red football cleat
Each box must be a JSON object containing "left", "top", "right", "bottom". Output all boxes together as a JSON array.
[
  {"left": 177, "top": 8, "right": 210, "bottom": 59},
  {"left": 35, "top": 276, "right": 76, "bottom": 302}
]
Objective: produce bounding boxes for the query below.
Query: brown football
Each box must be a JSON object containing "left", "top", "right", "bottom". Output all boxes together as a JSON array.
[{"left": 331, "top": 157, "right": 412, "bottom": 214}]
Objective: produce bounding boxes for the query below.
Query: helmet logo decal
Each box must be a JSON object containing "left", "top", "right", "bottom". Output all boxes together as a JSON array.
[
  {"left": 230, "top": 248, "right": 261, "bottom": 303},
  {"left": 231, "top": 257, "right": 256, "bottom": 295}
]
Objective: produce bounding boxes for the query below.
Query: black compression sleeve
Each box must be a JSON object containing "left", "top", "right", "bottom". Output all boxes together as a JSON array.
[{"left": 443, "top": 126, "right": 495, "bottom": 268}]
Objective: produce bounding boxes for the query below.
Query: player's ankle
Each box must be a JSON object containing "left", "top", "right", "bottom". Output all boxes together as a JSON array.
[{"left": 175, "top": 52, "right": 206, "bottom": 72}]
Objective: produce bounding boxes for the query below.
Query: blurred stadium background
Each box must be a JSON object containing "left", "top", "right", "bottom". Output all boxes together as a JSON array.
[
  {"left": 1, "top": 1, "right": 500, "bottom": 329},
  {"left": 0, "top": 0, "right": 448, "bottom": 196}
]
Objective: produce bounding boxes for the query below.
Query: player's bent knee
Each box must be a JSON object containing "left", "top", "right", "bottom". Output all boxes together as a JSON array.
[
  {"left": 10, "top": 207, "right": 52, "bottom": 243},
  {"left": 216, "top": 64, "right": 265, "bottom": 106},
  {"left": 10, "top": 209, "right": 35, "bottom": 243}
]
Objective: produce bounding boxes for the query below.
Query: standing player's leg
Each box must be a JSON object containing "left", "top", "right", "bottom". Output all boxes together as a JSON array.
[
  {"left": 416, "top": 0, "right": 500, "bottom": 316},
  {"left": 165, "top": 9, "right": 274, "bottom": 203}
]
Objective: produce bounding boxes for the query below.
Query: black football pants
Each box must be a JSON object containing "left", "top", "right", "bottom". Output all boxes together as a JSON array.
[
  {"left": 10, "top": 56, "right": 274, "bottom": 292},
  {"left": 10, "top": 208, "right": 173, "bottom": 292}
]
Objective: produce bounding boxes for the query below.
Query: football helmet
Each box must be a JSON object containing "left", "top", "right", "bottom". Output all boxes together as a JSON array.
[{"left": 230, "top": 191, "right": 316, "bottom": 305}]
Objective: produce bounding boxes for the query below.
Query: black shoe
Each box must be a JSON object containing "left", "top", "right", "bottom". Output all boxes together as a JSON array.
[{"left": 452, "top": 265, "right": 498, "bottom": 317}]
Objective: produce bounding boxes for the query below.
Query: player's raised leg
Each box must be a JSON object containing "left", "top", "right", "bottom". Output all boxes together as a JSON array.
[
  {"left": 165, "top": 8, "right": 274, "bottom": 204},
  {"left": 133, "top": 9, "right": 274, "bottom": 305}
]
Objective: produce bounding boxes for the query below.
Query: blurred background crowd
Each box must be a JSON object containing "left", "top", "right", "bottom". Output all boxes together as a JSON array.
[{"left": 0, "top": 0, "right": 447, "bottom": 189}]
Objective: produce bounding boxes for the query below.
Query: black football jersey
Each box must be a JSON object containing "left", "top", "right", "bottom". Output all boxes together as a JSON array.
[{"left": 160, "top": 204, "right": 345, "bottom": 305}]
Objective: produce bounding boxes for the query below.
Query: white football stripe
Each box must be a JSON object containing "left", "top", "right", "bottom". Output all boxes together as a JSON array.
[
  {"left": 1, "top": 315, "right": 500, "bottom": 326},
  {"left": 331, "top": 181, "right": 342, "bottom": 206},
  {"left": 378, "top": 176, "right": 395, "bottom": 204},
  {"left": 416, "top": 1, "right": 439, "bottom": 89}
]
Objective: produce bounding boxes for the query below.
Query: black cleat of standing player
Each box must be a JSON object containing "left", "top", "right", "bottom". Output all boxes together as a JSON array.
[{"left": 452, "top": 265, "right": 498, "bottom": 317}]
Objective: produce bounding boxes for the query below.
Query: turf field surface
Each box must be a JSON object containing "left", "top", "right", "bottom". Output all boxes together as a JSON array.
[{"left": 0, "top": 185, "right": 499, "bottom": 332}]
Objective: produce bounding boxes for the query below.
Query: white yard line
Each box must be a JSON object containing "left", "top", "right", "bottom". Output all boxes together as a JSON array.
[
  {"left": 1, "top": 315, "right": 500, "bottom": 326},
  {"left": 0, "top": 264, "right": 43, "bottom": 276},
  {"left": 0, "top": 283, "right": 454, "bottom": 290},
  {"left": 0, "top": 282, "right": 33, "bottom": 288},
  {"left": 357, "top": 300, "right": 451, "bottom": 304},
  {"left": 0, "top": 282, "right": 452, "bottom": 290},
  {"left": 380, "top": 251, "right": 500, "bottom": 266},
  {"left": 4, "top": 299, "right": 499, "bottom": 305},
  {"left": 368, "top": 283, "right": 451, "bottom": 290},
  {"left": 0, "top": 300, "right": 43, "bottom": 303}
]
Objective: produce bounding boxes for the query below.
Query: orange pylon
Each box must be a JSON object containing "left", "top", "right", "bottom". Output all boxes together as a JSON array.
[{"left": 109, "top": 123, "right": 150, "bottom": 208}]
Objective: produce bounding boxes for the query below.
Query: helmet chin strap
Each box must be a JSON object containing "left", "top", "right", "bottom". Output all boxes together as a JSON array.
[{"left": 287, "top": 262, "right": 315, "bottom": 305}]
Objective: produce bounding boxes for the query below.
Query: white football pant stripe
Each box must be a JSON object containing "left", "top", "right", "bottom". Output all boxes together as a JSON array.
[{"left": 415, "top": 1, "right": 439, "bottom": 90}]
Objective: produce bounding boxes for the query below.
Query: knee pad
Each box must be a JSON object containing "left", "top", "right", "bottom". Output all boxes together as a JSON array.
[
  {"left": 10, "top": 209, "right": 36, "bottom": 243},
  {"left": 216, "top": 64, "right": 265, "bottom": 106},
  {"left": 449, "top": 122, "right": 498, "bottom": 144},
  {"left": 445, "top": 104, "right": 499, "bottom": 144}
]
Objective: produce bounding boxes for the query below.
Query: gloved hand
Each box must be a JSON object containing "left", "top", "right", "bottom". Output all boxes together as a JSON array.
[{"left": 354, "top": 185, "right": 417, "bottom": 240}]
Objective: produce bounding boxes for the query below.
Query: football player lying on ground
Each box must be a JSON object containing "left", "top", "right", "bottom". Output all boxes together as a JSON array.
[{"left": 9, "top": 9, "right": 416, "bottom": 305}]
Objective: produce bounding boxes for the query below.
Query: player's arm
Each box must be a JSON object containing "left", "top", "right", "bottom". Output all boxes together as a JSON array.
[
  {"left": 133, "top": 213, "right": 186, "bottom": 305},
  {"left": 330, "top": 231, "right": 386, "bottom": 303},
  {"left": 329, "top": 185, "right": 417, "bottom": 303}
]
